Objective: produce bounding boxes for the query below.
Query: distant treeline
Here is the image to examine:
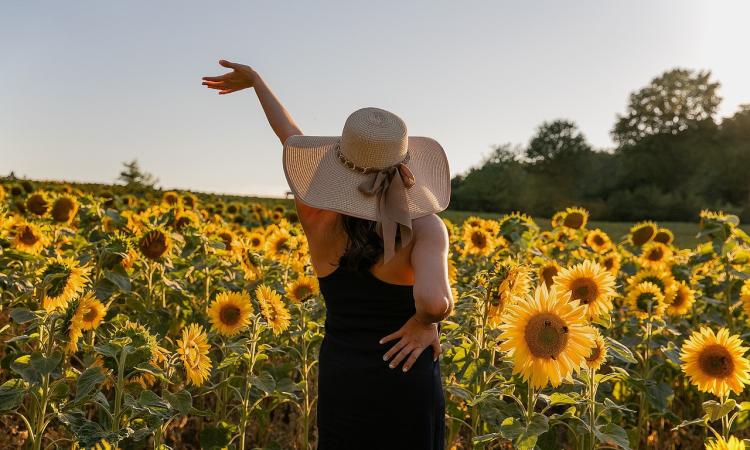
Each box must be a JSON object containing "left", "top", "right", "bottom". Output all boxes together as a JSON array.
[{"left": 449, "top": 68, "right": 750, "bottom": 222}]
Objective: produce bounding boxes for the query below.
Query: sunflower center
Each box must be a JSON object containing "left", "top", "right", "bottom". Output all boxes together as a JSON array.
[
  {"left": 587, "top": 344, "right": 602, "bottom": 362},
  {"left": 251, "top": 237, "right": 262, "bottom": 247},
  {"left": 646, "top": 247, "right": 664, "bottom": 261},
  {"left": 570, "top": 278, "right": 598, "bottom": 304},
  {"left": 698, "top": 344, "right": 735, "bottom": 378},
  {"left": 636, "top": 293, "right": 656, "bottom": 312},
  {"left": 294, "top": 285, "right": 312, "bottom": 300},
  {"left": 592, "top": 235, "right": 605, "bottom": 246},
  {"left": 19, "top": 226, "right": 40, "bottom": 245},
  {"left": 219, "top": 305, "right": 242, "bottom": 326},
  {"left": 563, "top": 213, "right": 585, "bottom": 229},
  {"left": 274, "top": 237, "right": 290, "bottom": 253},
  {"left": 83, "top": 307, "right": 99, "bottom": 322},
  {"left": 603, "top": 257, "right": 614, "bottom": 270},
  {"left": 140, "top": 231, "right": 169, "bottom": 259},
  {"left": 471, "top": 231, "right": 487, "bottom": 248},
  {"left": 43, "top": 264, "right": 72, "bottom": 298},
  {"left": 52, "top": 197, "right": 75, "bottom": 222},
  {"left": 631, "top": 226, "right": 655, "bottom": 246},
  {"left": 671, "top": 289, "right": 686, "bottom": 307},
  {"left": 525, "top": 313, "right": 569, "bottom": 359},
  {"left": 541, "top": 266, "right": 558, "bottom": 287}
]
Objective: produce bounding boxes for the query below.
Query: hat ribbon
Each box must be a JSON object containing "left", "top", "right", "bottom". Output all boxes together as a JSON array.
[{"left": 356, "top": 159, "right": 416, "bottom": 263}]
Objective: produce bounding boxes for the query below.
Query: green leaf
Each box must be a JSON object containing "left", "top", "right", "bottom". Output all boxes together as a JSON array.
[
  {"left": 606, "top": 337, "right": 637, "bottom": 364},
  {"left": 104, "top": 268, "right": 131, "bottom": 293},
  {"left": 0, "top": 379, "right": 26, "bottom": 411},
  {"left": 199, "top": 422, "right": 235, "bottom": 450},
  {"left": 671, "top": 416, "right": 708, "bottom": 431},
  {"left": 30, "top": 351, "right": 63, "bottom": 376},
  {"left": 250, "top": 371, "right": 276, "bottom": 395},
  {"left": 499, "top": 416, "right": 525, "bottom": 440},
  {"left": 49, "top": 379, "right": 70, "bottom": 402},
  {"left": 547, "top": 392, "right": 580, "bottom": 406},
  {"left": 10, "top": 308, "right": 37, "bottom": 324},
  {"left": 164, "top": 390, "right": 193, "bottom": 415},
  {"left": 595, "top": 423, "right": 631, "bottom": 449},
  {"left": 76, "top": 367, "right": 105, "bottom": 401},
  {"left": 11, "top": 354, "right": 41, "bottom": 384},
  {"left": 703, "top": 399, "right": 738, "bottom": 422}
]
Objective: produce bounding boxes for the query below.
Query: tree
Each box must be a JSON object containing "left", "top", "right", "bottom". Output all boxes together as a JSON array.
[
  {"left": 118, "top": 160, "right": 159, "bottom": 190},
  {"left": 525, "top": 119, "right": 592, "bottom": 164},
  {"left": 612, "top": 68, "right": 721, "bottom": 146}
]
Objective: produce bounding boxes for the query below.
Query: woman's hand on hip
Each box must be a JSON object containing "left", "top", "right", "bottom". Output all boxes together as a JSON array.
[
  {"left": 380, "top": 315, "right": 441, "bottom": 372},
  {"left": 202, "top": 59, "right": 256, "bottom": 94}
]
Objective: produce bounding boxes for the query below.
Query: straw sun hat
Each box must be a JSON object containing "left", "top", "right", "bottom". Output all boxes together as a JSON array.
[{"left": 282, "top": 107, "right": 450, "bottom": 261}]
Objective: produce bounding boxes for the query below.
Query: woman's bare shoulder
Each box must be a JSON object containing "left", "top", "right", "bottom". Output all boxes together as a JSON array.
[{"left": 412, "top": 214, "right": 448, "bottom": 245}]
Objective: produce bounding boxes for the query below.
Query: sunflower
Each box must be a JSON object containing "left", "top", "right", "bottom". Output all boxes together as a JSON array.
[
  {"left": 67, "top": 293, "right": 107, "bottom": 352},
  {"left": 487, "top": 261, "right": 532, "bottom": 326},
  {"left": 265, "top": 227, "right": 297, "bottom": 260},
  {"left": 50, "top": 195, "right": 79, "bottom": 223},
  {"left": 240, "top": 248, "right": 261, "bottom": 281},
  {"left": 246, "top": 230, "right": 266, "bottom": 251},
  {"left": 628, "top": 268, "right": 677, "bottom": 306},
  {"left": 40, "top": 257, "right": 91, "bottom": 310},
  {"left": 464, "top": 216, "right": 484, "bottom": 229},
  {"left": 538, "top": 260, "right": 561, "bottom": 287},
  {"left": 447, "top": 258, "right": 457, "bottom": 285},
  {"left": 256, "top": 284, "right": 291, "bottom": 335},
  {"left": 207, "top": 291, "right": 253, "bottom": 336},
  {"left": 10, "top": 220, "right": 48, "bottom": 254},
  {"left": 585, "top": 329, "right": 607, "bottom": 371},
  {"left": 174, "top": 210, "right": 200, "bottom": 232},
  {"left": 560, "top": 207, "right": 589, "bottom": 230},
  {"left": 176, "top": 324, "right": 212, "bottom": 386},
  {"left": 286, "top": 276, "right": 320, "bottom": 303},
  {"left": 215, "top": 228, "right": 242, "bottom": 255},
  {"left": 138, "top": 227, "right": 172, "bottom": 260},
  {"left": 599, "top": 252, "right": 621, "bottom": 276},
  {"left": 629, "top": 221, "right": 658, "bottom": 246},
  {"left": 653, "top": 228, "right": 674, "bottom": 245},
  {"left": 498, "top": 283, "right": 595, "bottom": 388},
  {"left": 584, "top": 229, "right": 612, "bottom": 253},
  {"left": 681, "top": 327, "right": 750, "bottom": 398},
  {"left": 640, "top": 241, "right": 673, "bottom": 268},
  {"left": 550, "top": 211, "right": 566, "bottom": 228},
  {"left": 462, "top": 226, "right": 496, "bottom": 257},
  {"left": 741, "top": 281, "right": 750, "bottom": 318},
  {"left": 705, "top": 436, "right": 746, "bottom": 450},
  {"left": 667, "top": 281, "right": 695, "bottom": 316},
  {"left": 553, "top": 260, "right": 616, "bottom": 320},
  {"left": 26, "top": 192, "right": 50, "bottom": 216},
  {"left": 161, "top": 191, "right": 180, "bottom": 206},
  {"left": 625, "top": 282, "right": 666, "bottom": 319}
]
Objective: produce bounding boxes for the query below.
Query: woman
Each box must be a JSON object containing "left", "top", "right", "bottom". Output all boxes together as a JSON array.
[{"left": 202, "top": 60, "right": 453, "bottom": 450}]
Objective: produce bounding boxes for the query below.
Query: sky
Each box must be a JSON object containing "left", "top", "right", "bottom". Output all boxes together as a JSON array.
[{"left": 2, "top": 1, "right": 749, "bottom": 197}]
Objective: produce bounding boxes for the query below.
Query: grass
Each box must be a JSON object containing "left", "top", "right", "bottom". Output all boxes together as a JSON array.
[{"left": 438, "top": 210, "right": 750, "bottom": 249}]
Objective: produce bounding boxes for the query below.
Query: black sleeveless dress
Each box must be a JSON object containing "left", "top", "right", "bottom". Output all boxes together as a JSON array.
[{"left": 316, "top": 265, "right": 445, "bottom": 450}]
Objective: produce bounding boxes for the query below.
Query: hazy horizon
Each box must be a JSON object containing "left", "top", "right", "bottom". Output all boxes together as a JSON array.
[{"left": 2, "top": 1, "right": 749, "bottom": 196}]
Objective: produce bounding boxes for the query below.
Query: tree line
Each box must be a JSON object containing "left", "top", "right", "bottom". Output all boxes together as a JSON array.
[{"left": 449, "top": 68, "right": 750, "bottom": 222}]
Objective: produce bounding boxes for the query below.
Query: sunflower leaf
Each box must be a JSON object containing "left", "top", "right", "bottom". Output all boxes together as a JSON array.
[{"left": 606, "top": 337, "right": 637, "bottom": 364}]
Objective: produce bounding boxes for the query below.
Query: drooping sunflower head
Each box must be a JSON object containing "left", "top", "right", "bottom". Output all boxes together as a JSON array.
[
  {"left": 629, "top": 221, "right": 658, "bottom": 246},
  {"left": 625, "top": 281, "right": 666, "bottom": 319},
  {"left": 653, "top": 228, "right": 674, "bottom": 245},
  {"left": 560, "top": 207, "right": 589, "bottom": 230},
  {"left": 66, "top": 292, "right": 107, "bottom": 353},
  {"left": 681, "top": 327, "right": 750, "bottom": 398},
  {"left": 207, "top": 291, "right": 253, "bottom": 336},
  {"left": 256, "top": 284, "right": 291, "bottom": 335},
  {"left": 51, "top": 195, "right": 79, "bottom": 224},
  {"left": 553, "top": 260, "right": 616, "bottom": 320},
  {"left": 176, "top": 323, "right": 212, "bottom": 386},
  {"left": 26, "top": 191, "right": 50, "bottom": 216},
  {"left": 584, "top": 229, "right": 612, "bottom": 253},
  {"left": 498, "top": 283, "right": 595, "bottom": 388},
  {"left": 667, "top": 281, "right": 695, "bottom": 316},
  {"left": 138, "top": 227, "right": 172, "bottom": 260},
  {"left": 40, "top": 257, "right": 91, "bottom": 311},
  {"left": 286, "top": 275, "right": 320, "bottom": 303},
  {"left": 11, "top": 220, "right": 47, "bottom": 254},
  {"left": 704, "top": 436, "right": 745, "bottom": 450},
  {"left": 585, "top": 329, "right": 607, "bottom": 371},
  {"left": 640, "top": 241, "right": 673, "bottom": 268}
]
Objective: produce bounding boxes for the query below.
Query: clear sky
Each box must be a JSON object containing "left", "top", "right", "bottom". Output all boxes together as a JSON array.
[{"left": 2, "top": 1, "right": 748, "bottom": 197}]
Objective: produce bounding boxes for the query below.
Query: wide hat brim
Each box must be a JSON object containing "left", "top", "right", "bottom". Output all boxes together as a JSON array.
[{"left": 282, "top": 135, "right": 451, "bottom": 221}]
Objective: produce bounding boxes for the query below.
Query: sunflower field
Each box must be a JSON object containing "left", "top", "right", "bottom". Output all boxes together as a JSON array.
[{"left": 2, "top": 180, "right": 750, "bottom": 450}]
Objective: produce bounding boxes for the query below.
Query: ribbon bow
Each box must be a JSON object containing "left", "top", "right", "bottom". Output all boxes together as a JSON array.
[{"left": 357, "top": 162, "right": 416, "bottom": 263}]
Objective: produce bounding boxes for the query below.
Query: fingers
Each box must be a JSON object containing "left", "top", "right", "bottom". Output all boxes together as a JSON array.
[
  {"left": 431, "top": 339, "right": 442, "bottom": 362},
  {"left": 382, "top": 338, "right": 407, "bottom": 362},
  {"left": 219, "top": 89, "right": 237, "bottom": 95},
  {"left": 219, "top": 59, "right": 238, "bottom": 69},
  {"left": 202, "top": 81, "right": 226, "bottom": 89},
  {"left": 379, "top": 330, "right": 402, "bottom": 345},
  {"left": 389, "top": 344, "right": 417, "bottom": 370},
  {"left": 402, "top": 346, "right": 426, "bottom": 372}
]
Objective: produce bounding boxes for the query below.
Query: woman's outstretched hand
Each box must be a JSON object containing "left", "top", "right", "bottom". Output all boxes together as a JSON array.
[
  {"left": 201, "top": 59, "right": 256, "bottom": 95},
  {"left": 380, "top": 315, "right": 441, "bottom": 372}
]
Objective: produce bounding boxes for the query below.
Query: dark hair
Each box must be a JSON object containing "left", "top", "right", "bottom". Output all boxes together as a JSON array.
[{"left": 338, "top": 215, "right": 400, "bottom": 271}]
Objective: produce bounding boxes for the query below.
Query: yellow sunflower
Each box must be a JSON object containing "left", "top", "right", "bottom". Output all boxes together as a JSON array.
[
  {"left": 67, "top": 293, "right": 107, "bottom": 352},
  {"left": 50, "top": 195, "right": 79, "bottom": 224},
  {"left": 553, "top": 260, "right": 616, "bottom": 320},
  {"left": 207, "top": 291, "right": 253, "bottom": 336},
  {"left": 550, "top": 211, "right": 566, "bottom": 228},
  {"left": 681, "top": 327, "right": 750, "bottom": 398},
  {"left": 667, "top": 281, "right": 695, "bottom": 316},
  {"left": 705, "top": 436, "right": 746, "bottom": 450},
  {"left": 584, "top": 229, "right": 612, "bottom": 253},
  {"left": 26, "top": 192, "right": 50, "bottom": 216},
  {"left": 286, "top": 275, "right": 320, "bottom": 303},
  {"left": 629, "top": 221, "right": 658, "bottom": 246},
  {"left": 653, "top": 228, "right": 674, "bottom": 245},
  {"left": 628, "top": 268, "right": 677, "bottom": 306},
  {"left": 464, "top": 216, "right": 484, "bottom": 229},
  {"left": 174, "top": 210, "right": 200, "bottom": 232},
  {"left": 138, "top": 227, "right": 172, "bottom": 260},
  {"left": 560, "top": 207, "right": 589, "bottom": 230},
  {"left": 599, "top": 252, "right": 621, "bottom": 276},
  {"left": 256, "top": 284, "right": 291, "bottom": 335},
  {"left": 639, "top": 241, "right": 673, "bottom": 268},
  {"left": 585, "top": 329, "right": 607, "bottom": 371},
  {"left": 161, "top": 191, "right": 180, "bottom": 206},
  {"left": 40, "top": 257, "right": 91, "bottom": 311},
  {"left": 498, "top": 283, "right": 595, "bottom": 388},
  {"left": 10, "top": 220, "right": 48, "bottom": 254},
  {"left": 538, "top": 260, "right": 561, "bottom": 288},
  {"left": 487, "top": 261, "right": 532, "bottom": 326},
  {"left": 462, "top": 226, "right": 497, "bottom": 257},
  {"left": 246, "top": 230, "right": 266, "bottom": 251},
  {"left": 176, "top": 324, "right": 212, "bottom": 386},
  {"left": 625, "top": 281, "right": 666, "bottom": 319},
  {"left": 741, "top": 281, "right": 750, "bottom": 318},
  {"left": 265, "top": 227, "right": 298, "bottom": 260}
]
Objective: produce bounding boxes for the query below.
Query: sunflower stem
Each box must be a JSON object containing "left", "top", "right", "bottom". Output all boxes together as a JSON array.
[{"left": 588, "top": 368, "right": 597, "bottom": 450}]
